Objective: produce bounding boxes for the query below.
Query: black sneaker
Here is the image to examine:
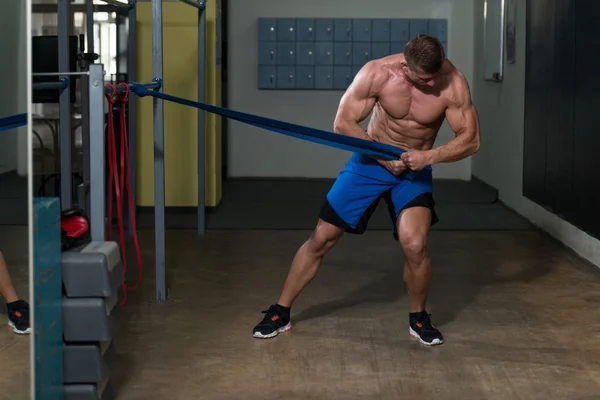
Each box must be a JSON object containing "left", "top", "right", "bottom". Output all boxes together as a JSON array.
[
  {"left": 252, "top": 304, "right": 292, "bottom": 339},
  {"left": 409, "top": 311, "right": 443, "bottom": 346},
  {"left": 7, "top": 300, "right": 31, "bottom": 335}
]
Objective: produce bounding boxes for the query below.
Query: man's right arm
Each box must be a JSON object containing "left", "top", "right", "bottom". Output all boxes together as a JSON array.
[
  {"left": 332, "top": 63, "right": 407, "bottom": 175},
  {"left": 332, "top": 62, "right": 383, "bottom": 139}
]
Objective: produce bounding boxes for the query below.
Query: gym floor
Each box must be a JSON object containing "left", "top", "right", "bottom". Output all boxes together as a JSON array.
[
  {"left": 111, "top": 180, "right": 600, "bottom": 400},
  {"left": 0, "top": 227, "right": 30, "bottom": 400}
]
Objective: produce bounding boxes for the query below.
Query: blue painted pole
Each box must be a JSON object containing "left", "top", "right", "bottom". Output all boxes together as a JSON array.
[{"left": 33, "top": 197, "right": 64, "bottom": 399}]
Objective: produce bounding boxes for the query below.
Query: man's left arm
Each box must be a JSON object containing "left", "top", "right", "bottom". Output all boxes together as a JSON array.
[{"left": 426, "top": 78, "right": 481, "bottom": 164}]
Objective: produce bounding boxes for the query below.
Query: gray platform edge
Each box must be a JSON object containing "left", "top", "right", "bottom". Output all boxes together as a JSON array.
[
  {"left": 64, "top": 377, "right": 115, "bottom": 400},
  {"left": 62, "top": 293, "right": 122, "bottom": 342},
  {"left": 62, "top": 241, "right": 124, "bottom": 298},
  {"left": 64, "top": 341, "right": 116, "bottom": 384}
]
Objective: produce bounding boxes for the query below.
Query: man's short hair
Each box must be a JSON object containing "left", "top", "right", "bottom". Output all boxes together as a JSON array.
[{"left": 404, "top": 35, "right": 446, "bottom": 74}]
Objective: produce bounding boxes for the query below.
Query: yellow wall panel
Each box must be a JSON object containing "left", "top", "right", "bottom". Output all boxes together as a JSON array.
[{"left": 136, "top": 2, "right": 221, "bottom": 207}]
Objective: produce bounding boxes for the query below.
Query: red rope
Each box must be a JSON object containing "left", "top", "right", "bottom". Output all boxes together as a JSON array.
[{"left": 105, "top": 83, "right": 143, "bottom": 306}]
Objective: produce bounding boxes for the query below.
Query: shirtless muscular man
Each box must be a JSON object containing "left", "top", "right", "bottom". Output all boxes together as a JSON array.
[{"left": 253, "top": 35, "right": 481, "bottom": 346}]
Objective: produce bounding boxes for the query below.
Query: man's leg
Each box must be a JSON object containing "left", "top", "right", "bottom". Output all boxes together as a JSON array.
[
  {"left": 252, "top": 220, "right": 344, "bottom": 339},
  {"left": 253, "top": 154, "right": 387, "bottom": 339},
  {"left": 0, "top": 251, "right": 19, "bottom": 303},
  {"left": 396, "top": 204, "right": 443, "bottom": 346},
  {"left": 0, "top": 251, "right": 31, "bottom": 334},
  {"left": 397, "top": 207, "right": 432, "bottom": 313},
  {"left": 277, "top": 219, "right": 344, "bottom": 307}
]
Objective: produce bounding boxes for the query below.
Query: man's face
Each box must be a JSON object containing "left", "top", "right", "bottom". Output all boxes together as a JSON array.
[{"left": 402, "top": 62, "right": 436, "bottom": 88}]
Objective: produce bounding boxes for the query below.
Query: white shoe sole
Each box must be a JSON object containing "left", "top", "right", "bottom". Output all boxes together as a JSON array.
[
  {"left": 253, "top": 322, "right": 292, "bottom": 339},
  {"left": 409, "top": 327, "right": 443, "bottom": 346},
  {"left": 8, "top": 321, "right": 31, "bottom": 335}
]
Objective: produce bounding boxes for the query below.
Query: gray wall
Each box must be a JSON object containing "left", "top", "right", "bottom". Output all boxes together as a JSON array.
[
  {"left": 0, "top": 0, "right": 28, "bottom": 176},
  {"left": 471, "top": 0, "right": 600, "bottom": 266},
  {"left": 227, "top": 0, "right": 475, "bottom": 179}
]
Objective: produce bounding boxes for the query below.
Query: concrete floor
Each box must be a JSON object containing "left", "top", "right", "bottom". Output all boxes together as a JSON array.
[
  {"left": 0, "top": 227, "right": 30, "bottom": 400},
  {"left": 111, "top": 228, "right": 600, "bottom": 400}
]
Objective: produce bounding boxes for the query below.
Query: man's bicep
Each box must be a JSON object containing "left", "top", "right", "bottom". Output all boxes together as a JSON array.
[
  {"left": 445, "top": 79, "right": 479, "bottom": 137},
  {"left": 336, "top": 65, "right": 378, "bottom": 123},
  {"left": 445, "top": 102, "right": 477, "bottom": 135}
]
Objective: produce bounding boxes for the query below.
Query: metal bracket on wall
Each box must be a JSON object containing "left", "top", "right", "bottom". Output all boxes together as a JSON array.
[
  {"left": 152, "top": 77, "right": 163, "bottom": 89},
  {"left": 99, "top": 0, "right": 129, "bottom": 8},
  {"left": 133, "top": 0, "right": 205, "bottom": 6},
  {"left": 180, "top": 0, "right": 206, "bottom": 10}
]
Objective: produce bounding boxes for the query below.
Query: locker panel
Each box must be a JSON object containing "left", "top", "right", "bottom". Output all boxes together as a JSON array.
[
  {"left": 390, "top": 41, "right": 408, "bottom": 55},
  {"left": 276, "top": 42, "right": 296, "bottom": 65},
  {"left": 277, "top": 18, "right": 296, "bottom": 41},
  {"left": 428, "top": 19, "right": 448, "bottom": 41},
  {"left": 333, "top": 66, "right": 353, "bottom": 89},
  {"left": 372, "top": 19, "right": 391, "bottom": 42},
  {"left": 258, "top": 66, "right": 276, "bottom": 89},
  {"left": 409, "top": 19, "right": 428, "bottom": 37},
  {"left": 352, "top": 42, "right": 371, "bottom": 66},
  {"left": 391, "top": 19, "right": 410, "bottom": 42},
  {"left": 296, "top": 42, "right": 315, "bottom": 65},
  {"left": 276, "top": 66, "right": 296, "bottom": 89},
  {"left": 353, "top": 18, "right": 372, "bottom": 42},
  {"left": 315, "top": 42, "right": 334, "bottom": 65},
  {"left": 315, "top": 66, "right": 333, "bottom": 89},
  {"left": 372, "top": 42, "right": 391, "bottom": 60},
  {"left": 315, "top": 18, "right": 334, "bottom": 41},
  {"left": 258, "top": 41, "right": 277, "bottom": 65},
  {"left": 334, "top": 19, "right": 353, "bottom": 42},
  {"left": 258, "top": 18, "right": 277, "bottom": 41},
  {"left": 296, "top": 66, "right": 315, "bottom": 89},
  {"left": 296, "top": 18, "right": 316, "bottom": 41},
  {"left": 334, "top": 42, "right": 352, "bottom": 65}
]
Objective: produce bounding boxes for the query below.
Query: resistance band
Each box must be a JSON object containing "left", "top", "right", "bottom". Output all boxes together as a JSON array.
[
  {"left": 131, "top": 85, "right": 422, "bottom": 180},
  {"left": 105, "top": 84, "right": 143, "bottom": 306},
  {"left": 0, "top": 113, "right": 27, "bottom": 133}
]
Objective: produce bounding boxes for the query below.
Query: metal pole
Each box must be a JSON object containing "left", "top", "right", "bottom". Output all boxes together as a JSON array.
[
  {"left": 79, "top": 0, "right": 94, "bottom": 214},
  {"left": 127, "top": 0, "right": 137, "bottom": 236},
  {"left": 152, "top": 0, "right": 167, "bottom": 303},
  {"left": 33, "top": 72, "right": 89, "bottom": 77},
  {"left": 86, "top": 0, "right": 94, "bottom": 53},
  {"left": 58, "top": 0, "right": 72, "bottom": 209},
  {"left": 197, "top": 2, "right": 206, "bottom": 235},
  {"left": 89, "top": 64, "right": 106, "bottom": 241},
  {"left": 79, "top": 78, "right": 90, "bottom": 212}
]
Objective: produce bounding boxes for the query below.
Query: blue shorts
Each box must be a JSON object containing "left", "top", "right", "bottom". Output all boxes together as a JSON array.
[{"left": 319, "top": 153, "right": 438, "bottom": 239}]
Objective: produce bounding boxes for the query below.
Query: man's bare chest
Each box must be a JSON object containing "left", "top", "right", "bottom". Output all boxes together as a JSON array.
[{"left": 378, "top": 86, "right": 447, "bottom": 127}]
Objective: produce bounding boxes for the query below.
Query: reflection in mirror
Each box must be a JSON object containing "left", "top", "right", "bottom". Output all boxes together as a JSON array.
[
  {"left": 483, "top": 0, "right": 505, "bottom": 81},
  {"left": 0, "top": 0, "right": 31, "bottom": 398}
]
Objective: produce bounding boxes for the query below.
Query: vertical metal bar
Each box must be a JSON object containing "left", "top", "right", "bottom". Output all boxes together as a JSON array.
[
  {"left": 86, "top": 0, "right": 94, "bottom": 53},
  {"left": 153, "top": 0, "right": 167, "bottom": 303},
  {"left": 197, "top": 2, "right": 206, "bottom": 235},
  {"left": 89, "top": 64, "right": 106, "bottom": 241},
  {"left": 79, "top": 78, "right": 90, "bottom": 213},
  {"left": 58, "top": 0, "right": 72, "bottom": 209},
  {"left": 115, "top": 16, "right": 121, "bottom": 79},
  {"left": 128, "top": 0, "right": 138, "bottom": 236},
  {"left": 79, "top": 0, "right": 94, "bottom": 214}
]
